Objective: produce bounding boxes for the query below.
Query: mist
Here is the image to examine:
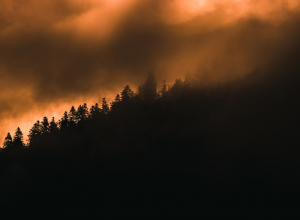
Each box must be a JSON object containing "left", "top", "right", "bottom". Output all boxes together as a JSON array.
[{"left": 0, "top": 0, "right": 299, "bottom": 142}]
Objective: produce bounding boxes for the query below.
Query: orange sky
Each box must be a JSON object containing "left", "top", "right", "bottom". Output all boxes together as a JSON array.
[{"left": 0, "top": 0, "right": 300, "bottom": 144}]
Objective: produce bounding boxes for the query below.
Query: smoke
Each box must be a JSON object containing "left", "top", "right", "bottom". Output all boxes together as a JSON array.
[{"left": 0, "top": 0, "right": 299, "bottom": 142}]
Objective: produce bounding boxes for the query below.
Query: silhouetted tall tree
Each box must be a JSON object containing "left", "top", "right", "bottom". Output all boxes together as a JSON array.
[
  {"left": 49, "top": 117, "right": 59, "bottom": 133},
  {"left": 68, "top": 106, "right": 77, "bottom": 127},
  {"left": 83, "top": 103, "right": 89, "bottom": 119},
  {"left": 111, "top": 94, "right": 121, "bottom": 111},
  {"left": 121, "top": 85, "right": 134, "bottom": 102},
  {"left": 89, "top": 103, "right": 101, "bottom": 119},
  {"left": 160, "top": 80, "right": 167, "bottom": 97},
  {"left": 42, "top": 117, "right": 49, "bottom": 134},
  {"left": 28, "top": 120, "right": 42, "bottom": 143},
  {"left": 138, "top": 72, "right": 157, "bottom": 102},
  {"left": 12, "top": 127, "right": 24, "bottom": 149},
  {"left": 77, "top": 103, "right": 89, "bottom": 121},
  {"left": 60, "top": 111, "right": 69, "bottom": 129},
  {"left": 89, "top": 105, "right": 95, "bottom": 119},
  {"left": 102, "top": 98, "right": 109, "bottom": 115},
  {"left": 115, "top": 94, "right": 121, "bottom": 102},
  {"left": 3, "top": 132, "right": 12, "bottom": 149}
]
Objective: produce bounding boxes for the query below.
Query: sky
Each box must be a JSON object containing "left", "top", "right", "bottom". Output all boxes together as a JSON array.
[{"left": 0, "top": 0, "right": 300, "bottom": 144}]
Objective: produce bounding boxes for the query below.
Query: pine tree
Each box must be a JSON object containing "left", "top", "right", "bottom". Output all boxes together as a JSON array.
[
  {"left": 89, "top": 103, "right": 101, "bottom": 119},
  {"left": 49, "top": 117, "right": 58, "bottom": 133},
  {"left": 28, "top": 120, "right": 42, "bottom": 143},
  {"left": 82, "top": 103, "right": 89, "bottom": 119},
  {"left": 95, "top": 103, "right": 101, "bottom": 114},
  {"left": 138, "top": 72, "right": 157, "bottom": 102},
  {"left": 111, "top": 94, "right": 121, "bottom": 111},
  {"left": 77, "top": 103, "right": 89, "bottom": 121},
  {"left": 3, "top": 132, "right": 13, "bottom": 149},
  {"left": 68, "top": 106, "right": 77, "bottom": 127},
  {"left": 114, "top": 94, "right": 121, "bottom": 102},
  {"left": 94, "top": 103, "right": 101, "bottom": 119},
  {"left": 143, "top": 72, "right": 157, "bottom": 101},
  {"left": 121, "top": 85, "right": 134, "bottom": 102},
  {"left": 89, "top": 105, "right": 95, "bottom": 119},
  {"left": 60, "top": 111, "right": 69, "bottom": 129},
  {"left": 12, "top": 127, "right": 24, "bottom": 149},
  {"left": 42, "top": 117, "right": 49, "bottom": 134},
  {"left": 102, "top": 98, "right": 110, "bottom": 115},
  {"left": 160, "top": 80, "right": 167, "bottom": 97}
]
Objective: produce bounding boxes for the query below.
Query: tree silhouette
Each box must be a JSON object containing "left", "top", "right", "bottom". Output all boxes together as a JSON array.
[
  {"left": 68, "top": 106, "right": 77, "bottom": 127},
  {"left": 77, "top": 103, "right": 89, "bottom": 122},
  {"left": 115, "top": 94, "right": 121, "bottom": 102},
  {"left": 3, "top": 132, "right": 12, "bottom": 149},
  {"left": 60, "top": 111, "right": 69, "bottom": 129},
  {"left": 121, "top": 85, "right": 134, "bottom": 102},
  {"left": 89, "top": 105, "right": 95, "bottom": 118},
  {"left": 160, "top": 80, "right": 167, "bottom": 97},
  {"left": 89, "top": 103, "right": 101, "bottom": 120},
  {"left": 101, "top": 98, "right": 109, "bottom": 115},
  {"left": 110, "top": 94, "right": 121, "bottom": 111},
  {"left": 42, "top": 117, "right": 49, "bottom": 134},
  {"left": 28, "top": 120, "right": 42, "bottom": 144},
  {"left": 49, "top": 117, "right": 59, "bottom": 133},
  {"left": 139, "top": 72, "right": 157, "bottom": 102},
  {"left": 12, "top": 127, "right": 24, "bottom": 149}
]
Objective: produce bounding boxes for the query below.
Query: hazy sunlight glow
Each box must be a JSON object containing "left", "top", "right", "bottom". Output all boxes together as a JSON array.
[{"left": 0, "top": 0, "right": 300, "bottom": 145}]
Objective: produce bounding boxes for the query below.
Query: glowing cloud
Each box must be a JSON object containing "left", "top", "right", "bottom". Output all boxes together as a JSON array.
[{"left": 0, "top": 0, "right": 300, "bottom": 144}]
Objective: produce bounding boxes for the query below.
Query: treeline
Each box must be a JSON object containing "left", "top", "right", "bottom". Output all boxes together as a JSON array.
[
  {"left": 1, "top": 71, "right": 300, "bottom": 218},
  {"left": 2, "top": 73, "right": 156, "bottom": 149},
  {"left": 1, "top": 72, "right": 204, "bottom": 159},
  {"left": 0, "top": 73, "right": 209, "bottom": 218}
]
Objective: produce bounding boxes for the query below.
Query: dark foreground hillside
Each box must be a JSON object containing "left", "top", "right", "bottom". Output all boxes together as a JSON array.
[{"left": 1, "top": 71, "right": 300, "bottom": 219}]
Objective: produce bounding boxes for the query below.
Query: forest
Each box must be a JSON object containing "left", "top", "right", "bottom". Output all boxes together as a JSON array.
[{"left": 1, "top": 71, "right": 300, "bottom": 219}]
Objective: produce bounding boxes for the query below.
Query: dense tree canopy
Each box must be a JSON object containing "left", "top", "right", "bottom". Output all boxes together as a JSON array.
[{"left": 3, "top": 133, "right": 12, "bottom": 149}]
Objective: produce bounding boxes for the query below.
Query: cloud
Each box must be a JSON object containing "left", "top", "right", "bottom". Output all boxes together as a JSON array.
[{"left": 0, "top": 0, "right": 299, "bottom": 142}]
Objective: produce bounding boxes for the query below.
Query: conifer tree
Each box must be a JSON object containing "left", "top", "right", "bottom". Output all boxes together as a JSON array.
[
  {"left": 68, "top": 106, "right": 77, "bottom": 127},
  {"left": 12, "top": 127, "right": 24, "bottom": 149},
  {"left": 42, "top": 117, "right": 49, "bottom": 134},
  {"left": 110, "top": 94, "right": 121, "bottom": 111},
  {"left": 82, "top": 103, "right": 89, "bottom": 119},
  {"left": 77, "top": 103, "right": 89, "bottom": 121},
  {"left": 121, "top": 85, "right": 134, "bottom": 102},
  {"left": 49, "top": 117, "right": 58, "bottom": 133},
  {"left": 28, "top": 120, "right": 42, "bottom": 143},
  {"left": 89, "top": 103, "right": 102, "bottom": 119},
  {"left": 3, "top": 132, "right": 13, "bottom": 149},
  {"left": 89, "top": 105, "right": 95, "bottom": 119},
  {"left": 60, "top": 111, "right": 69, "bottom": 129},
  {"left": 142, "top": 72, "right": 157, "bottom": 102},
  {"left": 76, "top": 105, "right": 83, "bottom": 121},
  {"left": 111, "top": 94, "right": 121, "bottom": 111},
  {"left": 94, "top": 103, "right": 101, "bottom": 119},
  {"left": 95, "top": 103, "right": 101, "bottom": 113},
  {"left": 102, "top": 98, "right": 110, "bottom": 115},
  {"left": 160, "top": 80, "right": 167, "bottom": 97},
  {"left": 137, "top": 72, "right": 157, "bottom": 102},
  {"left": 114, "top": 94, "right": 121, "bottom": 102}
]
